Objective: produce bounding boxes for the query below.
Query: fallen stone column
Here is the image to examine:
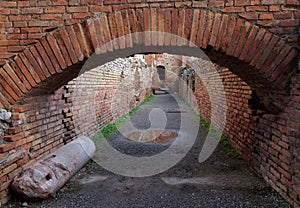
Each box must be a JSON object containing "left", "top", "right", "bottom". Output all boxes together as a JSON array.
[{"left": 11, "top": 135, "right": 96, "bottom": 200}]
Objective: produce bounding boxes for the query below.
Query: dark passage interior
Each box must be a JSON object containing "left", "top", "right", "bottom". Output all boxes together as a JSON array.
[{"left": 3, "top": 53, "right": 296, "bottom": 207}]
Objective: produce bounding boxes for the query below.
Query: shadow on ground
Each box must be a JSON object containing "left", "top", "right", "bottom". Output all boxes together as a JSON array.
[{"left": 6, "top": 94, "right": 289, "bottom": 208}]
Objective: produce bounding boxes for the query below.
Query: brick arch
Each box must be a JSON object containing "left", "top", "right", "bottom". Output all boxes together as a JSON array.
[{"left": 0, "top": 8, "right": 297, "bottom": 112}]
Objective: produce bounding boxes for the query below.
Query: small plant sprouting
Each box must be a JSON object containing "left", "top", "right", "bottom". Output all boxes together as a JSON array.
[
  {"left": 196, "top": 114, "right": 241, "bottom": 159},
  {"left": 51, "top": 192, "right": 58, "bottom": 200},
  {"left": 93, "top": 94, "right": 154, "bottom": 140}
]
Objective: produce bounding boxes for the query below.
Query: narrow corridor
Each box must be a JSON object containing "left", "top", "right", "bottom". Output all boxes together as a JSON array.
[{"left": 7, "top": 94, "right": 289, "bottom": 208}]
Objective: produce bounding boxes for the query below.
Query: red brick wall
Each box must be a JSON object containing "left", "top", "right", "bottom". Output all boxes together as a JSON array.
[
  {"left": 0, "top": 89, "right": 66, "bottom": 204},
  {"left": 148, "top": 53, "right": 299, "bottom": 206},
  {"left": 250, "top": 75, "right": 300, "bottom": 206},
  {"left": 64, "top": 58, "right": 152, "bottom": 139},
  {"left": 0, "top": 2, "right": 298, "bottom": 206},
  {"left": 0, "top": 0, "right": 298, "bottom": 65},
  {"left": 0, "top": 57, "right": 152, "bottom": 205},
  {"left": 0, "top": 8, "right": 297, "bottom": 114},
  {"left": 178, "top": 61, "right": 300, "bottom": 207}
]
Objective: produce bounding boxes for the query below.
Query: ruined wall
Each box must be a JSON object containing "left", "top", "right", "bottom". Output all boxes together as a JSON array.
[
  {"left": 178, "top": 61, "right": 300, "bottom": 207},
  {"left": 0, "top": 57, "right": 152, "bottom": 205},
  {"left": 249, "top": 75, "right": 300, "bottom": 205},
  {"left": 64, "top": 57, "right": 152, "bottom": 139},
  {"left": 0, "top": 89, "right": 66, "bottom": 204},
  {"left": 145, "top": 53, "right": 182, "bottom": 92},
  {"left": 149, "top": 53, "right": 299, "bottom": 206},
  {"left": 0, "top": 1, "right": 297, "bottom": 205}
]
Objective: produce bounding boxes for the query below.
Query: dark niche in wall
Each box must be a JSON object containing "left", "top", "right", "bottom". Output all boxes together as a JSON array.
[{"left": 249, "top": 90, "right": 270, "bottom": 116}]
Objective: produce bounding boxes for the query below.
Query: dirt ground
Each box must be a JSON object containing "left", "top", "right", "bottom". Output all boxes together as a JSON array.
[{"left": 5, "top": 94, "right": 289, "bottom": 208}]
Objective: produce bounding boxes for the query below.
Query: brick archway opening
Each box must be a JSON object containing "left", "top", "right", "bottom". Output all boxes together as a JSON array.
[
  {"left": 0, "top": 10, "right": 297, "bottom": 112},
  {"left": 0, "top": 8, "right": 299, "bottom": 206}
]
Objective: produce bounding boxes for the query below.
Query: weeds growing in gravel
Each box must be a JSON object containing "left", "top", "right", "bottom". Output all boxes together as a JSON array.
[
  {"left": 93, "top": 94, "right": 154, "bottom": 140},
  {"left": 218, "top": 137, "right": 241, "bottom": 159},
  {"left": 196, "top": 114, "right": 241, "bottom": 159}
]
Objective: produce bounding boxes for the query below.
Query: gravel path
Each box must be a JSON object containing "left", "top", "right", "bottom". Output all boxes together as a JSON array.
[{"left": 6, "top": 93, "right": 289, "bottom": 208}]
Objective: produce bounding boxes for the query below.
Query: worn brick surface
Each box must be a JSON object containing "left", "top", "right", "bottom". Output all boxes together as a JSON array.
[
  {"left": 152, "top": 53, "right": 299, "bottom": 207},
  {"left": 0, "top": 57, "right": 153, "bottom": 203},
  {"left": 0, "top": 2, "right": 298, "bottom": 206}
]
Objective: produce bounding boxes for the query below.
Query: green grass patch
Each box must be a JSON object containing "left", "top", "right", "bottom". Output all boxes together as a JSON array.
[
  {"left": 93, "top": 94, "right": 154, "bottom": 141},
  {"left": 219, "top": 136, "right": 241, "bottom": 159},
  {"left": 179, "top": 100, "right": 240, "bottom": 158},
  {"left": 99, "top": 123, "right": 118, "bottom": 138},
  {"left": 199, "top": 116, "right": 210, "bottom": 131},
  {"left": 140, "top": 94, "right": 154, "bottom": 105},
  {"left": 83, "top": 160, "right": 98, "bottom": 171},
  {"left": 196, "top": 114, "right": 241, "bottom": 159},
  {"left": 195, "top": 114, "right": 220, "bottom": 137}
]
